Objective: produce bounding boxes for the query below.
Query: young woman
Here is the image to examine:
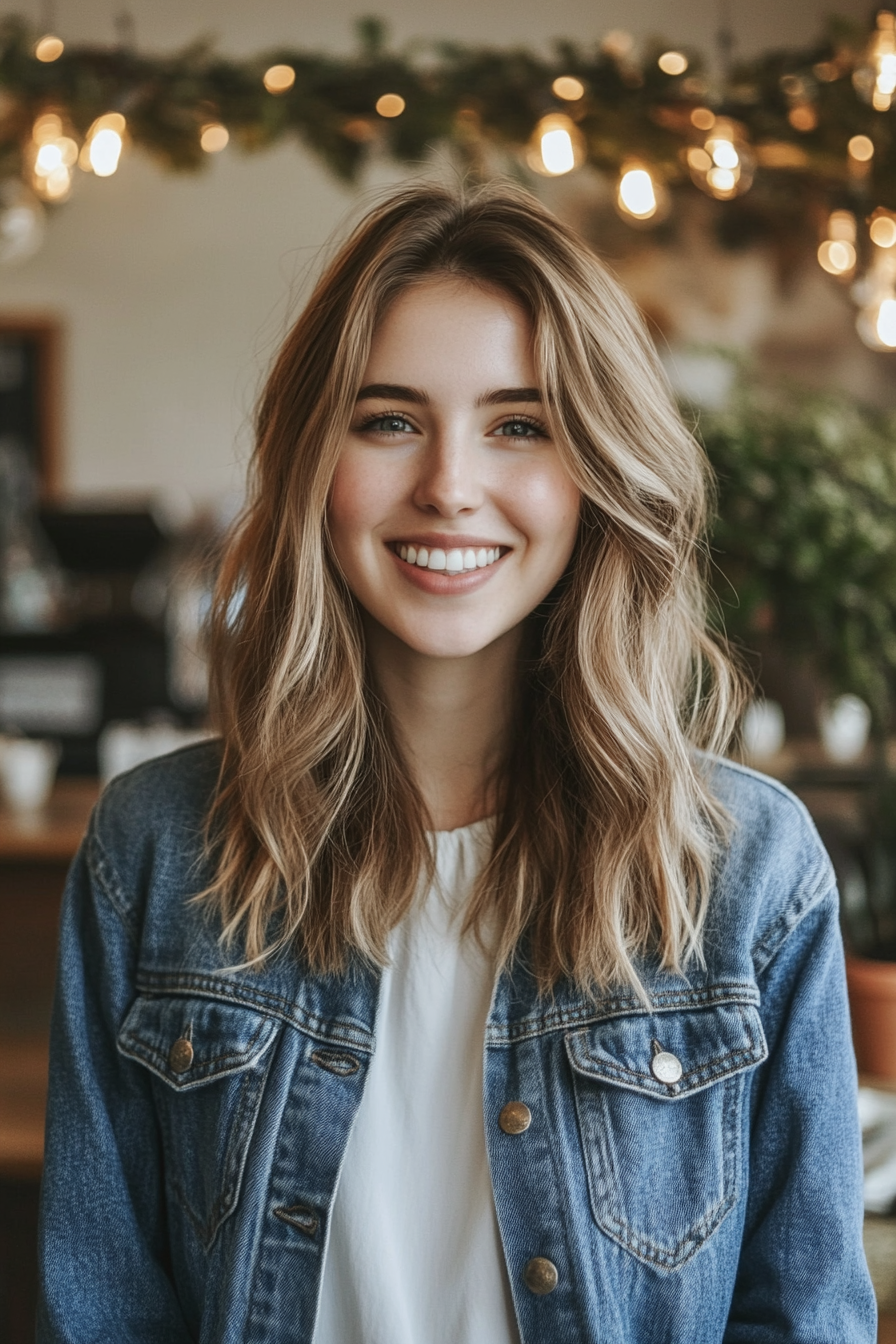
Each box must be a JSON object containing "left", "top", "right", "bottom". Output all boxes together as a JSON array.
[{"left": 38, "top": 183, "right": 875, "bottom": 1343}]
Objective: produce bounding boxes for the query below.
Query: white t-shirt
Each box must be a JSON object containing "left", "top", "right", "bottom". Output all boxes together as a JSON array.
[{"left": 312, "top": 819, "right": 521, "bottom": 1344}]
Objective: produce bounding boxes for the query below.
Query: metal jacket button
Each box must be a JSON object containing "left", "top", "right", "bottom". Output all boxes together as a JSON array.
[
  {"left": 499, "top": 1101, "right": 532, "bottom": 1134},
  {"left": 169, "top": 1038, "right": 194, "bottom": 1073},
  {"left": 524, "top": 1257, "right": 558, "bottom": 1295},
  {"left": 650, "top": 1050, "right": 683, "bottom": 1084}
]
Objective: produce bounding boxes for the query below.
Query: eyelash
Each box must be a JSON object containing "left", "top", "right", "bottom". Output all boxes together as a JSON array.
[{"left": 354, "top": 410, "right": 549, "bottom": 440}]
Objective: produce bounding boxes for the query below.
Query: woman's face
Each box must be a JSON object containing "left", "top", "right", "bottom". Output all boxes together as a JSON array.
[{"left": 328, "top": 276, "right": 581, "bottom": 661}]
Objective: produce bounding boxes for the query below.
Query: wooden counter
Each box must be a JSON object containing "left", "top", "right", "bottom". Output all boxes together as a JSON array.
[{"left": 0, "top": 777, "right": 99, "bottom": 862}]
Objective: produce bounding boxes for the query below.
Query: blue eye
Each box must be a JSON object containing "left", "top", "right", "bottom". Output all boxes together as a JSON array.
[
  {"left": 358, "top": 413, "right": 415, "bottom": 435},
  {"left": 495, "top": 418, "right": 546, "bottom": 439}
]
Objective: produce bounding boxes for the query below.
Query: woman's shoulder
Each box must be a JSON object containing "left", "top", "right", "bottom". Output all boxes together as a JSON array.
[
  {"left": 701, "top": 754, "right": 838, "bottom": 977},
  {"left": 84, "top": 740, "right": 222, "bottom": 924}
]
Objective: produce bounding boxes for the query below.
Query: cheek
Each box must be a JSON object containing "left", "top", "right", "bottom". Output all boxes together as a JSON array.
[
  {"left": 509, "top": 463, "right": 580, "bottom": 552},
  {"left": 327, "top": 454, "right": 384, "bottom": 549}
]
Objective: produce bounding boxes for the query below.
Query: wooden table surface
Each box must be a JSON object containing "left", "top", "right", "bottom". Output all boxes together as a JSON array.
[{"left": 0, "top": 777, "right": 99, "bottom": 862}]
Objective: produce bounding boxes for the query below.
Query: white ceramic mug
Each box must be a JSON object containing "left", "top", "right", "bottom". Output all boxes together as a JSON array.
[
  {"left": 0, "top": 736, "right": 60, "bottom": 811},
  {"left": 819, "top": 694, "right": 871, "bottom": 763},
  {"left": 742, "top": 699, "right": 785, "bottom": 761}
]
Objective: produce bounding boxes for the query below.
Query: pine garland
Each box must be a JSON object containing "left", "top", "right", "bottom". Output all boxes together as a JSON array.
[{"left": 0, "top": 12, "right": 893, "bottom": 245}]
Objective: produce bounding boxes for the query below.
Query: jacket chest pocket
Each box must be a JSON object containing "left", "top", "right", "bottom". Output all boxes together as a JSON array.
[
  {"left": 565, "top": 1001, "right": 767, "bottom": 1271},
  {"left": 118, "top": 993, "right": 281, "bottom": 1249}
]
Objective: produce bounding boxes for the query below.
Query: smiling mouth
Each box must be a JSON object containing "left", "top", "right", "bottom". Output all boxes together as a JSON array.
[{"left": 391, "top": 543, "right": 507, "bottom": 573}]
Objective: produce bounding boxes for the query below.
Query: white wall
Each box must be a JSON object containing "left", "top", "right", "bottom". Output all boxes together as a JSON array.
[{"left": 1, "top": 0, "right": 875, "bottom": 505}]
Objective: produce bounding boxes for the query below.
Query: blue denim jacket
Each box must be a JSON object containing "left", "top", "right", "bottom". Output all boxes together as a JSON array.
[{"left": 38, "top": 743, "right": 876, "bottom": 1343}]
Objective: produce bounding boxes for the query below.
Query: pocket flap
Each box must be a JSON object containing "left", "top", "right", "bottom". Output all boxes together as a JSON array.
[
  {"left": 565, "top": 1001, "right": 767, "bottom": 1100},
  {"left": 118, "top": 993, "right": 279, "bottom": 1090}
]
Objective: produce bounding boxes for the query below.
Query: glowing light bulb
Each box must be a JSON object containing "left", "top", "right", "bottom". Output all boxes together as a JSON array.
[
  {"left": 89, "top": 129, "right": 123, "bottom": 176},
  {"left": 879, "top": 51, "right": 896, "bottom": 93},
  {"left": 541, "top": 127, "right": 574, "bottom": 174},
  {"left": 34, "top": 34, "right": 64, "bottom": 62},
  {"left": 707, "top": 166, "right": 736, "bottom": 194},
  {"left": 708, "top": 137, "right": 739, "bottom": 170},
  {"left": 527, "top": 114, "right": 583, "bottom": 177},
  {"left": 552, "top": 76, "right": 584, "bottom": 101},
  {"left": 871, "top": 215, "right": 896, "bottom": 247},
  {"left": 375, "top": 94, "right": 405, "bottom": 118},
  {"left": 849, "top": 134, "right": 874, "bottom": 162},
  {"left": 877, "top": 297, "right": 896, "bottom": 346},
  {"left": 690, "top": 107, "right": 715, "bottom": 130},
  {"left": 200, "top": 123, "right": 229, "bottom": 153},
  {"left": 618, "top": 168, "right": 657, "bottom": 219},
  {"left": 35, "top": 142, "right": 63, "bottom": 175},
  {"left": 263, "top": 64, "right": 295, "bottom": 94},
  {"left": 43, "top": 166, "right": 70, "bottom": 199},
  {"left": 658, "top": 51, "right": 687, "bottom": 75},
  {"left": 817, "top": 239, "right": 856, "bottom": 274}
]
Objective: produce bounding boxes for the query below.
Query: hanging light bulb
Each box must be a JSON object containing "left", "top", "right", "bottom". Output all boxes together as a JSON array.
[
  {"left": 615, "top": 164, "right": 668, "bottom": 224},
  {"left": 688, "top": 118, "right": 754, "bottom": 200},
  {"left": 853, "top": 243, "right": 896, "bottom": 349},
  {"left": 853, "top": 10, "right": 896, "bottom": 112},
  {"left": 79, "top": 113, "right": 126, "bottom": 177},
  {"left": 527, "top": 113, "right": 585, "bottom": 176},
  {"left": 870, "top": 210, "right": 896, "bottom": 248},
  {"left": 34, "top": 34, "right": 64, "bottom": 62},
  {"left": 817, "top": 210, "right": 857, "bottom": 276},
  {"left": 29, "top": 112, "right": 77, "bottom": 202},
  {"left": 552, "top": 76, "right": 585, "bottom": 101},
  {"left": 200, "top": 123, "right": 229, "bottom": 153},
  {"left": 263, "top": 64, "right": 295, "bottom": 94}
]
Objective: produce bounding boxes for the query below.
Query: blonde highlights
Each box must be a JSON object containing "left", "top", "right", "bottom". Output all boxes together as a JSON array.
[{"left": 203, "top": 181, "right": 746, "bottom": 994}]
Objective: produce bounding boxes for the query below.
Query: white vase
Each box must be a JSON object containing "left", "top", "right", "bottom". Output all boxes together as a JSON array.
[{"left": 742, "top": 699, "right": 785, "bottom": 760}]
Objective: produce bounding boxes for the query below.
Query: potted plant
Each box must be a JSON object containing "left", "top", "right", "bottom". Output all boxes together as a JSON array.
[{"left": 689, "top": 374, "right": 896, "bottom": 1079}]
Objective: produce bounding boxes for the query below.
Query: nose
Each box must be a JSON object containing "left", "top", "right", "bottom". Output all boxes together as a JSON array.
[{"left": 412, "top": 432, "right": 484, "bottom": 517}]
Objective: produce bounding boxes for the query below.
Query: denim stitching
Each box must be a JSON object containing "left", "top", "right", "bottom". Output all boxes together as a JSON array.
[
  {"left": 575, "top": 1069, "right": 741, "bottom": 1269},
  {"left": 487, "top": 982, "right": 759, "bottom": 1045},
  {"left": 88, "top": 827, "right": 140, "bottom": 945},
  {"left": 119, "top": 1012, "right": 274, "bottom": 1082},
  {"left": 134, "top": 970, "right": 375, "bottom": 1050},
  {"left": 752, "top": 880, "right": 837, "bottom": 976}
]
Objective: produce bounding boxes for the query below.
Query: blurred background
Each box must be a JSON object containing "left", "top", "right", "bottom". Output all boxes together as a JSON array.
[{"left": 1, "top": 1, "right": 896, "bottom": 1338}]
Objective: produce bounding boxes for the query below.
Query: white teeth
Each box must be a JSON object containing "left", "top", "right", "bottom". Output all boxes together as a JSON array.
[{"left": 398, "top": 543, "right": 504, "bottom": 571}]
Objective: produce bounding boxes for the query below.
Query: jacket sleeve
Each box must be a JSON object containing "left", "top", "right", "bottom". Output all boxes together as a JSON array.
[
  {"left": 37, "top": 817, "right": 193, "bottom": 1343},
  {"left": 724, "top": 881, "right": 877, "bottom": 1343}
]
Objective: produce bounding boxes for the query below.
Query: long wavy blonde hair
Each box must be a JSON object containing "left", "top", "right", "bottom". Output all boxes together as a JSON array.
[{"left": 203, "top": 180, "right": 746, "bottom": 994}]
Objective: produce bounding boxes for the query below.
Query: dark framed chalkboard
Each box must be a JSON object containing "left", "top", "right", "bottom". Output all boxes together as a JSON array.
[{"left": 0, "top": 319, "right": 61, "bottom": 497}]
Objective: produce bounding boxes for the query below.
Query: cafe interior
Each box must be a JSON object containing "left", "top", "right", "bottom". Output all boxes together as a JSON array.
[{"left": 1, "top": 0, "right": 896, "bottom": 1336}]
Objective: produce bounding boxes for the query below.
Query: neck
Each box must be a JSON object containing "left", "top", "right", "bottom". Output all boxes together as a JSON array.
[{"left": 364, "top": 621, "right": 522, "bottom": 831}]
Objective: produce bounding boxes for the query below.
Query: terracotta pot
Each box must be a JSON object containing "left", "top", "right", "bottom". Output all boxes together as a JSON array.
[{"left": 846, "top": 953, "right": 896, "bottom": 1083}]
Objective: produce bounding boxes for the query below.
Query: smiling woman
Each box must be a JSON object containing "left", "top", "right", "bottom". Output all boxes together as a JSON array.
[{"left": 38, "top": 183, "right": 875, "bottom": 1343}]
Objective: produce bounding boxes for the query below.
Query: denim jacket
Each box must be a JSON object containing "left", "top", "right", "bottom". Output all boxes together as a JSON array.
[{"left": 38, "top": 743, "right": 876, "bottom": 1343}]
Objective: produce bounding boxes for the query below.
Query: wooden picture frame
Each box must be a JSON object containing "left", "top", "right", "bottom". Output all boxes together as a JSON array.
[{"left": 0, "top": 317, "right": 62, "bottom": 499}]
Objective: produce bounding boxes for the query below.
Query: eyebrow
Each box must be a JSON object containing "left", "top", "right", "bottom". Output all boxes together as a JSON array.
[{"left": 355, "top": 383, "right": 543, "bottom": 407}]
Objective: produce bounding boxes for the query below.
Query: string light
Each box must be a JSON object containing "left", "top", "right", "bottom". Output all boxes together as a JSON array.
[
  {"left": 34, "top": 34, "right": 64, "bottom": 62},
  {"left": 617, "top": 166, "right": 657, "bottom": 219},
  {"left": 688, "top": 118, "right": 754, "bottom": 199},
  {"left": 527, "top": 113, "right": 584, "bottom": 176},
  {"left": 80, "top": 113, "right": 126, "bottom": 178},
  {"left": 375, "top": 94, "right": 405, "bottom": 118},
  {"left": 870, "top": 211, "right": 896, "bottom": 247},
  {"left": 29, "top": 113, "right": 76, "bottom": 201},
  {"left": 817, "top": 210, "right": 857, "bottom": 276},
  {"left": 853, "top": 10, "right": 896, "bottom": 112},
  {"left": 848, "top": 134, "right": 874, "bottom": 162},
  {"left": 551, "top": 76, "right": 584, "bottom": 101},
  {"left": 657, "top": 51, "right": 687, "bottom": 75},
  {"left": 690, "top": 107, "right": 715, "bottom": 130},
  {"left": 263, "top": 64, "right": 295, "bottom": 94},
  {"left": 200, "top": 123, "right": 229, "bottom": 153}
]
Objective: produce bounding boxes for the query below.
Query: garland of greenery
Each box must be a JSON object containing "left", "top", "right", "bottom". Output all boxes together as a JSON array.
[{"left": 0, "top": 12, "right": 893, "bottom": 248}]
